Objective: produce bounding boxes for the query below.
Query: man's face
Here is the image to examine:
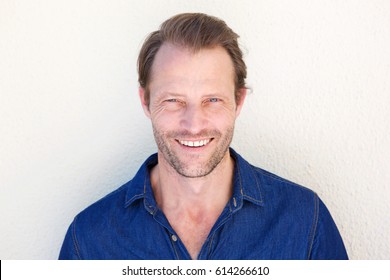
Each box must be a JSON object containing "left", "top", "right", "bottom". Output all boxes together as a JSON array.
[{"left": 140, "top": 43, "right": 245, "bottom": 178}]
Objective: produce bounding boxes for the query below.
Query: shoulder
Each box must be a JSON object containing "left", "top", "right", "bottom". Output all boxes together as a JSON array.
[
  {"left": 59, "top": 182, "right": 131, "bottom": 259},
  {"left": 252, "top": 164, "right": 319, "bottom": 215},
  {"left": 73, "top": 183, "right": 131, "bottom": 230},
  {"left": 232, "top": 147, "right": 318, "bottom": 207},
  {"left": 232, "top": 148, "right": 314, "bottom": 193},
  {"left": 74, "top": 153, "right": 156, "bottom": 224},
  {"left": 253, "top": 165, "right": 316, "bottom": 198}
]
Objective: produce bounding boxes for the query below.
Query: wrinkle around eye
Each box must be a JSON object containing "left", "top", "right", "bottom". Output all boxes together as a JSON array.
[{"left": 154, "top": 98, "right": 185, "bottom": 113}]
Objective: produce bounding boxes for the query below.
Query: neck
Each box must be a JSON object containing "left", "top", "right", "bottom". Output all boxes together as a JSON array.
[{"left": 150, "top": 150, "right": 235, "bottom": 215}]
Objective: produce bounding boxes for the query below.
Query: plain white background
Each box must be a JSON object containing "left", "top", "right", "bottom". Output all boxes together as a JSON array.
[{"left": 0, "top": 0, "right": 389, "bottom": 259}]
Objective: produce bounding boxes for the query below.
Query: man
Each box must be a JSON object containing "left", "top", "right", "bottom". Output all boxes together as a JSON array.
[{"left": 59, "top": 13, "right": 348, "bottom": 260}]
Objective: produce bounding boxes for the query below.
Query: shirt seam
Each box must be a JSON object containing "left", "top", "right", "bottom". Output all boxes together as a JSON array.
[
  {"left": 255, "top": 167, "right": 314, "bottom": 194},
  {"left": 71, "top": 216, "right": 82, "bottom": 260},
  {"left": 246, "top": 166, "right": 264, "bottom": 204},
  {"left": 205, "top": 210, "right": 233, "bottom": 258},
  {"left": 124, "top": 193, "right": 144, "bottom": 207},
  {"left": 306, "top": 193, "right": 319, "bottom": 259},
  {"left": 168, "top": 229, "right": 181, "bottom": 260}
]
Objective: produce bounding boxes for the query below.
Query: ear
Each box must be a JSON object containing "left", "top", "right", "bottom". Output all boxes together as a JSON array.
[
  {"left": 235, "top": 88, "right": 247, "bottom": 118},
  {"left": 139, "top": 87, "right": 151, "bottom": 118}
]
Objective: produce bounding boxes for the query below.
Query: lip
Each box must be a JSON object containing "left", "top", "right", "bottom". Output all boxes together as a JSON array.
[{"left": 175, "top": 138, "right": 213, "bottom": 148}]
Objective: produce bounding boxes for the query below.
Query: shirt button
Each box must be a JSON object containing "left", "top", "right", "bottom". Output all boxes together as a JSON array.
[
  {"left": 233, "top": 197, "right": 237, "bottom": 207},
  {"left": 171, "top": 235, "right": 178, "bottom": 242}
]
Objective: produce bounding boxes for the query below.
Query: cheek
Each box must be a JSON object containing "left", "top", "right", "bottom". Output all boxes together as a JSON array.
[
  {"left": 211, "top": 103, "right": 238, "bottom": 120},
  {"left": 204, "top": 108, "right": 237, "bottom": 130},
  {"left": 216, "top": 115, "right": 236, "bottom": 129},
  {"left": 218, "top": 104, "right": 239, "bottom": 126},
  {"left": 150, "top": 102, "right": 237, "bottom": 129},
  {"left": 150, "top": 107, "right": 178, "bottom": 131}
]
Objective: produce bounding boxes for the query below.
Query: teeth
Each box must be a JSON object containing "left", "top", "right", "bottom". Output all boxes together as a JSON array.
[{"left": 179, "top": 139, "right": 210, "bottom": 147}]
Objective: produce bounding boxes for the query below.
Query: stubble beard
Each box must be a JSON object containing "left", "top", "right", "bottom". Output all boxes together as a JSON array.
[{"left": 152, "top": 125, "right": 235, "bottom": 178}]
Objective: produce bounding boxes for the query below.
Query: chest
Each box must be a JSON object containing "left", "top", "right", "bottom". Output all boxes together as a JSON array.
[
  {"left": 167, "top": 212, "right": 218, "bottom": 260},
  {"left": 89, "top": 202, "right": 313, "bottom": 259}
]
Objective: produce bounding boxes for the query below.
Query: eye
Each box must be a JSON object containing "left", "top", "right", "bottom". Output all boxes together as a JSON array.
[
  {"left": 161, "top": 98, "right": 185, "bottom": 111},
  {"left": 209, "top": 98, "right": 219, "bottom": 102}
]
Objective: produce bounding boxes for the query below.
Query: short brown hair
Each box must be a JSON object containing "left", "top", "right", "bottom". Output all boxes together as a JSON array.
[{"left": 137, "top": 13, "right": 247, "bottom": 105}]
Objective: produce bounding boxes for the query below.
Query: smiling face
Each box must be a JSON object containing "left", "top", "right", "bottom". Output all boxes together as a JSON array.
[{"left": 140, "top": 43, "right": 246, "bottom": 178}]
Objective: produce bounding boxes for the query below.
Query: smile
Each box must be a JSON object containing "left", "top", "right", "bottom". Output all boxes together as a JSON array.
[{"left": 178, "top": 139, "right": 212, "bottom": 147}]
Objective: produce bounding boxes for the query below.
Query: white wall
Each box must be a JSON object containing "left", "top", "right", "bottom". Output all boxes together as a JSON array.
[{"left": 0, "top": 0, "right": 389, "bottom": 260}]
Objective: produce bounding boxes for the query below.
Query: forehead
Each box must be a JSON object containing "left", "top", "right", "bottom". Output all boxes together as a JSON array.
[{"left": 149, "top": 43, "right": 235, "bottom": 90}]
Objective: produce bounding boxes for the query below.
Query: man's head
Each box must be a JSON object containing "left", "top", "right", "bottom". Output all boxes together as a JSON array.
[
  {"left": 137, "top": 13, "right": 247, "bottom": 106},
  {"left": 137, "top": 13, "right": 247, "bottom": 178}
]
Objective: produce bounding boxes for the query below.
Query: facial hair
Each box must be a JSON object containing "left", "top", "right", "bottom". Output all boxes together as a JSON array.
[{"left": 152, "top": 125, "right": 235, "bottom": 178}]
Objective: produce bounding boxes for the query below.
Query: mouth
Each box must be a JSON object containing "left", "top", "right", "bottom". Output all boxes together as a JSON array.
[{"left": 176, "top": 138, "right": 213, "bottom": 148}]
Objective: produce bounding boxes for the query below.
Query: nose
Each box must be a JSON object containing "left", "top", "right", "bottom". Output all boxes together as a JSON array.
[{"left": 180, "top": 103, "right": 207, "bottom": 134}]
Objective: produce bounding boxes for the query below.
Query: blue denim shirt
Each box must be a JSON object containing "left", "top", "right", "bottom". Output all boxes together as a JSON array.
[{"left": 59, "top": 148, "right": 348, "bottom": 260}]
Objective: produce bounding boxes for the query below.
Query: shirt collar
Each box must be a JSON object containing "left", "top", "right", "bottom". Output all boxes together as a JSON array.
[
  {"left": 124, "top": 153, "right": 158, "bottom": 209},
  {"left": 124, "top": 148, "right": 264, "bottom": 209}
]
